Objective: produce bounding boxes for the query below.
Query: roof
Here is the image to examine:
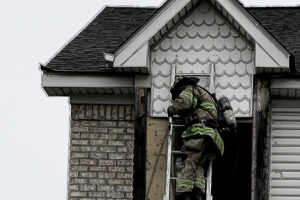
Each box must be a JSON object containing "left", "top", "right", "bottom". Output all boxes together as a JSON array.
[
  {"left": 248, "top": 7, "right": 300, "bottom": 72},
  {"left": 42, "top": 6, "right": 300, "bottom": 73},
  {"left": 42, "top": 7, "right": 157, "bottom": 74}
]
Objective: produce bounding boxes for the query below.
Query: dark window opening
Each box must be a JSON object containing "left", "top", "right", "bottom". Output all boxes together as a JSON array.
[{"left": 213, "top": 123, "right": 252, "bottom": 200}]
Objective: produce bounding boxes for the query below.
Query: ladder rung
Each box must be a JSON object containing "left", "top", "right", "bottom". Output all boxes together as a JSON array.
[
  {"left": 170, "top": 177, "right": 177, "bottom": 180},
  {"left": 171, "top": 150, "right": 183, "bottom": 154},
  {"left": 173, "top": 124, "right": 185, "bottom": 127}
]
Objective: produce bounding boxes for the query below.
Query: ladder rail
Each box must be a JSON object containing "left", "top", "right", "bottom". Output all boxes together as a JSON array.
[
  {"left": 163, "top": 117, "right": 173, "bottom": 200},
  {"left": 163, "top": 63, "right": 176, "bottom": 200},
  {"left": 206, "top": 161, "right": 213, "bottom": 200},
  {"left": 206, "top": 63, "right": 215, "bottom": 200}
]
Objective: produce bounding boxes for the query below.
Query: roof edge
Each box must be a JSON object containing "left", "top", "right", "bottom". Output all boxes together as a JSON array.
[
  {"left": 230, "top": 0, "right": 291, "bottom": 58},
  {"left": 42, "top": 6, "right": 108, "bottom": 67},
  {"left": 218, "top": 0, "right": 291, "bottom": 68},
  {"left": 246, "top": 6, "right": 300, "bottom": 9},
  {"left": 113, "top": 0, "right": 171, "bottom": 53},
  {"left": 104, "top": 5, "right": 159, "bottom": 9}
]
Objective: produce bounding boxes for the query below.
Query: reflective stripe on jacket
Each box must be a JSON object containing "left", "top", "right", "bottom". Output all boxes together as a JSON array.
[{"left": 182, "top": 124, "right": 224, "bottom": 155}]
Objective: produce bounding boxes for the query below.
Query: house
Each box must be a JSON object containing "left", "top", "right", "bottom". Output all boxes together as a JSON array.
[{"left": 41, "top": 0, "right": 300, "bottom": 199}]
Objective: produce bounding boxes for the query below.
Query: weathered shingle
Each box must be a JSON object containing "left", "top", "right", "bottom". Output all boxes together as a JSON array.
[
  {"left": 43, "top": 7, "right": 157, "bottom": 73},
  {"left": 42, "top": 6, "right": 300, "bottom": 73},
  {"left": 248, "top": 7, "right": 300, "bottom": 72}
]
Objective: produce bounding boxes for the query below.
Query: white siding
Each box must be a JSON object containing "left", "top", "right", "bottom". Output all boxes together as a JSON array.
[
  {"left": 270, "top": 100, "right": 300, "bottom": 200},
  {"left": 150, "top": 0, "right": 255, "bottom": 117}
]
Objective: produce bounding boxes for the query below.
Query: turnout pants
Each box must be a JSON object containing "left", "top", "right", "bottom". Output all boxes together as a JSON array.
[{"left": 176, "top": 137, "right": 216, "bottom": 194}]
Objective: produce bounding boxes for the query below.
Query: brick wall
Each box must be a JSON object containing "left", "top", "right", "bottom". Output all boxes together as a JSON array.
[{"left": 69, "top": 104, "right": 135, "bottom": 200}]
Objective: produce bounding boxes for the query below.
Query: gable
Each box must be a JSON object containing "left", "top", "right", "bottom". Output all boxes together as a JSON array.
[
  {"left": 150, "top": 0, "right": 254, "bottom": 118},
  {"left": 113, "top": 0, "right": 290, "bottom": 72}
]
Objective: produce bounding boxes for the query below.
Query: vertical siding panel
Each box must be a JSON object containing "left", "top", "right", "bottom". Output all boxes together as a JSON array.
[{"left": 270, "top": 100, "right": 300, "bottom": 200}]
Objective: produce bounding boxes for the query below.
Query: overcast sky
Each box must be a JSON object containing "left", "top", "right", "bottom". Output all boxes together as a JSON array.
[{"left": 0, "top": 0, "right": 299, "bottom": 199}]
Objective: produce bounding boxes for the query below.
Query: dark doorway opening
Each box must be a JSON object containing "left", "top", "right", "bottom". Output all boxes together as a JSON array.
[{"left": 212, "top": 123, "right": 252, "bottom": 200}]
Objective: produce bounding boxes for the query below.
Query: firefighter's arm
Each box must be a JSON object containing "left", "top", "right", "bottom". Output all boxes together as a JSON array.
[{"left": 168, "top": 87, "right": 195, "bottom": 116}]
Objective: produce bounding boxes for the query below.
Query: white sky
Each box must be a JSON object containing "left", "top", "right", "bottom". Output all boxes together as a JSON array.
[{"left": 0, "top": 0, "right": 299, "bottom": 199}]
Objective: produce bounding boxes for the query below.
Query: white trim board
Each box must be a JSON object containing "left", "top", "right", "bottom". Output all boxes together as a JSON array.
[
  {"left": 113, "top": 0, "right": 191, "bottom": 67},
  {"left": 70, "top": 95, "right": 134, "bottom": 105},
  {"left": 216, "top": 0, "right": 290, "bottom": 68},
  {"left": 42, "top": 73, "right": 134, "bottom": 88},
  {"left": 115, "top": 41, "right": 150, "bottom": 68},
  {"left": 271, "top": 78, "right": 300, "bottom": 89},
  {"left": 42, "top": 73, "right": 151, "bottom": 88},
  {"left": 42, "top": 73, "right": 151, "bottom": 97},
  {"left": 270, "top": 78, "right": 300, "bottom": 98}
]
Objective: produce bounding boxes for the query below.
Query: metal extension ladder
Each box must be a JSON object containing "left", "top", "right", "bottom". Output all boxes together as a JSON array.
[
  {"left": 163, "top": 63, "right": 216, "bottom": 200},
  {"left": 163, "top": 117, "right": 213, "bottom": 200}
]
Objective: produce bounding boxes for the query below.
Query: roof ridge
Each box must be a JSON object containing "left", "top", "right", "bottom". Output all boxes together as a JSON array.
[{"left": 104, "top": 5, "right": 159, "bottom": 9}]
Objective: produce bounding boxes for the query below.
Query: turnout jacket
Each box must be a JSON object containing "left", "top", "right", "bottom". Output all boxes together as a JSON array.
[{"left": 168, "top": 85, "right": 224, "bottom": 155}]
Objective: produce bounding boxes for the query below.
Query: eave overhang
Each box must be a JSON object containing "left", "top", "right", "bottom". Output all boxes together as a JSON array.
[
  {"left": 112, "top": 0, "right": 291, "bottom": 72},
  {"left": 271, "top": 78, "right": 300, "bottom": 90},
  {"left": 42, "top": 72, "right": 151, "bottom": 97},
  {"left": 271, "top": 78, "right": 300, "bottom": 98},
  {"left": 213, "top": 0, "right": 291, "bottom": 68}
]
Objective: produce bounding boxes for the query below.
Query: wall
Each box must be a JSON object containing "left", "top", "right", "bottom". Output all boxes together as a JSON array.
[
  {"left": 145, "top": 118, "right": 174, "bottom": 200},
  {"left": 69, "top": 104, "right": 135, "bottom": 200}
]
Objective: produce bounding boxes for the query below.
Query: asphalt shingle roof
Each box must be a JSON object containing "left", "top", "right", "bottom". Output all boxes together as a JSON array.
[
  {"left": 42, "top": 6, "right": 300, "bottom": 73},
  {"left": 42, "top": 7, "right": 157, "bottom": 74},
  {"left": 248, "top": 7, "right": 300, "bottom": 72}
]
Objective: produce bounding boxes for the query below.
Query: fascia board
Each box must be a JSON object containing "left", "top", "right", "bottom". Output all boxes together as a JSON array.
[
  {"left": 255, "top": 43, "right": 280, "bottom": 68},
  {"left": 114, "top": 42, "right": 150, "bottom": 68},
  {"left": 216, "top": 0, "right": 290, "bottom": 68},
  {"left": 135, "top": 75, "right": 151, "bottom": 88},
  {"left": 113, "top": 0, "right": 191, "bottom": 67},
  {"left": 70, "top": 95, "right": 134, "bottom": 105},
  {"left": 271, "top": 78, "right": 300, "bottom": 89},
  {"left": 42, "top": 73, "right": 134, "bottom": 88}
]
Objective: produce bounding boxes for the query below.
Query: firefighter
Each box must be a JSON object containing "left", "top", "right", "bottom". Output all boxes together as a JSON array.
[{"left": 168, "top": 77, "right": 224, "bottom": 200}]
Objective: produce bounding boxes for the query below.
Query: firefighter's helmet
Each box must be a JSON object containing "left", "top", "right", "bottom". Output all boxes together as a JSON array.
[{"left": 170, "top": 76, "right": 200, "bottom": 100}]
